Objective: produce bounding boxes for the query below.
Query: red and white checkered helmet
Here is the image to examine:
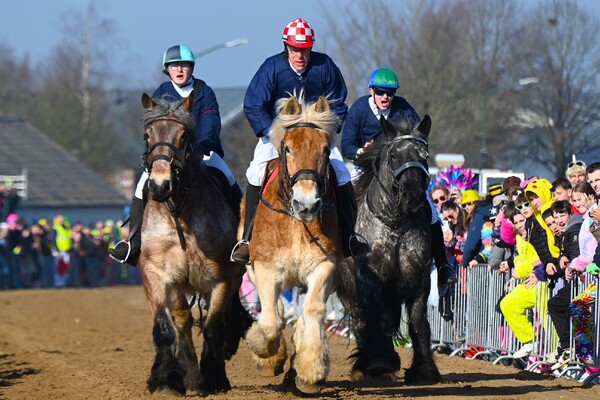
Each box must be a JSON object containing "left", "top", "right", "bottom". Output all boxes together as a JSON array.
[{"left": 282, "top": 18, "right": 315, "bottom": 49}]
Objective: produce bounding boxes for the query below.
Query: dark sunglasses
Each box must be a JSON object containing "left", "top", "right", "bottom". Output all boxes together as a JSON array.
[
  {"left": 432, "top": 195, "right": 447, "bottom": 204},
  {"left": 373, "top": 87, "right": 396, "bottom": 97},
  {"left": 515, "top": 201, "right": 531, "bottom": 211},
  {"left": 463, "top": 202, "right": 475, "bottom": 207}
]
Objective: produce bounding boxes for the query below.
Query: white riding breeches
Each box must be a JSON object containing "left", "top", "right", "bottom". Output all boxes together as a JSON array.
[
  {"left": 134, "top": 151, "right": 236, "bottom": 199},
  {"left": 245, "top": 136, "right": 351, "bottom": 187}
]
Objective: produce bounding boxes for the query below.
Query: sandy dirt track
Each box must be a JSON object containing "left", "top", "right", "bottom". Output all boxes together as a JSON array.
[{"left": 0, "top": 286, "right": 599, "bottom": 399}]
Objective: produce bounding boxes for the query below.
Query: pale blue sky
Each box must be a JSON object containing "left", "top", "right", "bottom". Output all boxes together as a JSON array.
[{"left": 1, "top": 0, "right": 599, "bottom": 89}]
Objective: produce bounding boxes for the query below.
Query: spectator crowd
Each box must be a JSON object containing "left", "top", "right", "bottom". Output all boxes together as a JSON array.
[
  {"left": 0, "top": 207, "right": 141, "bottom": 289},
  {"left": 433, "top": 157, "right": 600, "bottom": 371}
]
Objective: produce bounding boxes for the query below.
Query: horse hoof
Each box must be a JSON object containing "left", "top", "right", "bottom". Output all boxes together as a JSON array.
[
  {"left": 152, "top": 387, "right": 185, "bottom": 397},
  {"left": 364, "top": 359, "right": 396, "bottom": 376},
  {"left": 350, "top": 369, "right": 365, "bottom": 381},
  {"left": 295, "top": 376, "right": 322, "bottom": 394}
]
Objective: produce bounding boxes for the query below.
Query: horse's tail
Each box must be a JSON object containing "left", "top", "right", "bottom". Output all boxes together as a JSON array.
[{"left": 224, "top": 290, "right": 254, "bottom": 360}]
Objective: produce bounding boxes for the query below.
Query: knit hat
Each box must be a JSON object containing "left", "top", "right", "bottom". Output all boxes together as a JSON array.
[
  {"left": 487, "top": 183, "right": 503, "bottom": 198},
  {"left": 502, "top": 176, "right": 522, "bottom": 193}
]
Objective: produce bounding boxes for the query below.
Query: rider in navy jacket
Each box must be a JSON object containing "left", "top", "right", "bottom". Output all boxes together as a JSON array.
[
  {"left": 153, "top": 78, "right": 224, "bottom": 159},
  {"left": 341, "top": 95, "right": 419, "bottom": 160},
  {"left": 230, "top": 18, "right": 370, "bottom": 264},
  {"left": 244, "top": 50, "right": 348, "bottom": 137},
  {"left": 109, "top": 45, "right": 240, "bottom": 266}
]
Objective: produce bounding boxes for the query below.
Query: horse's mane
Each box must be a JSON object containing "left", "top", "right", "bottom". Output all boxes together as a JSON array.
[
  {"left": 142, "top": 97, "right": 196, "bottom": 133},
  {"left": 353, "top": 119, "right": 419, "bottom": 203},
  {"left": 269, "top": 91, "right": 340, "bottom": 150}
]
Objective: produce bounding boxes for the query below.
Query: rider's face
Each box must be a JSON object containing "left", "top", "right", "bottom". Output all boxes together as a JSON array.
[
  {"left": 370, "top": 87, "right": 396, "bottom": 110},
  {"left": 167, "top": 62, "right": 193, "bottom": 86},
  {"left": 287, "top": 45, "right": 311, "bottom": 71}
]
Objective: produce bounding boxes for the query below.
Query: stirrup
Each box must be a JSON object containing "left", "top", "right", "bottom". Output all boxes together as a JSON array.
[
  {"left": 108, "top": 240, "right": 131, "bottom": 264},
  {"left": 349, "top": 233, "right": 371, "bottom": 257},
  {"left": 230, "top": 240, "right": 250, "bottom": 264}
]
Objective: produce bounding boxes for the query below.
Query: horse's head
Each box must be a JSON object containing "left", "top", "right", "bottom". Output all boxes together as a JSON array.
[
  {"left": 141, "top": 93, "right": 195, "bottom": 202},
  {"left": 270, "top": 95, "right": 338, "bottom": 222},
  {"left": 383, "top": 115, "right": 431, "bottom": 209},
  {"left": 355, "top": 115, "right": 431, "bottom": 213}
]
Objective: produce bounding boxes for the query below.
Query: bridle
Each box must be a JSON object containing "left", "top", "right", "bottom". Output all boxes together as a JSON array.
[
  {"left": 260, "top": 121, "right": 331, "bottom": 216},
  {"left": 368, "top": 134, "right": 431, "bottom": 214},
  {"left": 143, "top": 117, "right": 191, "bottom": 174},
  {"left": 142, "top": 116, "right": 195, "bottom": 250}
]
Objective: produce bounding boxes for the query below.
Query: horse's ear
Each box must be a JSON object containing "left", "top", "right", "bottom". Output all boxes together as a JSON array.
[
  {"left": 379, "top": 115, "right": 395, "bottom": 139},
  {"left": 281, "top": 96, "right": 302, "bottom": 115},
  {"left": 183, "top": 91, "right": 195, "bottom": 111},
  {"left": 416, "top": 115, "right": 431, "bottom": 137},
  {"left": 314, "top": 96, "right": 330, "bottom": 113},
  {"left": 141, "top": 93, "right": 156, "bottom": 110}
]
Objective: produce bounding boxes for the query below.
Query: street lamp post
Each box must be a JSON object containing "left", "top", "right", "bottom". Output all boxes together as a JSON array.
[
  {"left": 195, "top": 38, "right": 250, "bottom": 59},
  {"left": 480, "top": 77, "right": 539, "bottom": 169}
]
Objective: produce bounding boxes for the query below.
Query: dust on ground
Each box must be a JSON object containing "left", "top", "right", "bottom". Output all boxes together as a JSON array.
[{"left": 0, "top": 287, "right": 598, "bottom": 399}]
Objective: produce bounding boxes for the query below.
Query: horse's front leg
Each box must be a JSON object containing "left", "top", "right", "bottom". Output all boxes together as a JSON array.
[
  {"left": 351, "top": 255, "right": 399, "bottom": 378},
  {"left": 199, "top": 280, "right": 233, "bottom": 393},
  {"left": 404, "top": 289, "right": 442, "bottom": 385},
  {"left": 170, "top": 290, "right": 201, "bottom": 392},
  {"left": 141, "top": 265, "right": 186, "bottom": 396},
  {"left": 292, "top": 260, "right": 335, "bottom": 393},
  {"left": 246, "top": 262, "right": 287, "bottom": 375}
]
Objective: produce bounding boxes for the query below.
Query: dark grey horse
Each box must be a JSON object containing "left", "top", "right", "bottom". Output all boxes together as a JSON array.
[{"left": 348, "top": 115, "right": 442, "bottom": 384}]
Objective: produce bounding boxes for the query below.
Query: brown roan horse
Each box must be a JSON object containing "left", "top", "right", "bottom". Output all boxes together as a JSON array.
[
  {"left": 240, "top": 95, "right": 345, "bottom": 394},
  {"left": 139, "top": 92, "right": 251, "bottom": 396}
]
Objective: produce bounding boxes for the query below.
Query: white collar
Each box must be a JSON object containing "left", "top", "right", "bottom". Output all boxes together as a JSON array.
[
  {"left": 171, "top": 78, "right": 193, "bottom": 98},
  {"left": 368, "top": 96, "right": 391, "bottom": 119}
]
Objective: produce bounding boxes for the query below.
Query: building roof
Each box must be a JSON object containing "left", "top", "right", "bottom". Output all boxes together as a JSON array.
[{"left": 0, "top": 117, "right": 128, "bottom": 207}]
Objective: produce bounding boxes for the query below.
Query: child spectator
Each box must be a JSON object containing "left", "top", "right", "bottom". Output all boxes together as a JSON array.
[
  {"left": 523, "top": 178, "right": 560, "bottom": 284},
  {"left": 500, "top": 206, "right": 542, "bottom": 359},
  {"left": 547, "top": 199, "right": 582, "bottom": 370}
]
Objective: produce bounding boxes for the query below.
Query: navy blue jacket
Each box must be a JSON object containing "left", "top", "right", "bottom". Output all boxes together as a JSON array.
[
  {"left": 244, "top": 51, "right": 348, "bottom": 137},
  {"left": 341, "top": 95, "right": 420, "bottom": 160},
  {"left": 152, "top": 78, "right": 224, "bottom": 157}
]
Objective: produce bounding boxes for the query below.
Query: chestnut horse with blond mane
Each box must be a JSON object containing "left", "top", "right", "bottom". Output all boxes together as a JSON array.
[
  {"left": 138, "top": 92, "right": 251, "bottom": 396},
  {"left": 240, "top": 95, "right": 347, "bottom": 394}
]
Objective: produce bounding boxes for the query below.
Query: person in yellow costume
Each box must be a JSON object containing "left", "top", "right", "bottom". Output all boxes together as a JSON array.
[
  {"left": 500, "top": 206, "right": 549, "bottom": 358},
  {"left": 502, "top": 179, "right": 559, "bottom": 359}
]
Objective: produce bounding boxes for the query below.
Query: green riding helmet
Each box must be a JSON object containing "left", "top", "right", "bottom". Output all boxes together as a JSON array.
[
  {"left": 368, "top": 68, "right": 399, "bottom": 90},
  {"left": 162, "top": 44, "right": 195, "bottom": 72}
]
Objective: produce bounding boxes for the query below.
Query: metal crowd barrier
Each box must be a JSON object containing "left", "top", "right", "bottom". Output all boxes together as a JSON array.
[
  {"left": 554, "top": 272, "right": 599, "bottom": 382},
  {"left": 239, "top": 263, "right": 599, "bottom": 384},
  {"left": 525, "top": 279, "right": 560, "bottom": 373}
]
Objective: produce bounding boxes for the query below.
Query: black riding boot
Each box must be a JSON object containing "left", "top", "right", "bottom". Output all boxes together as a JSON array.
[
  {"left": 108, "top": 197, "right": 144, "bottom": 266},
  {"left": 337, "top": 182, "right": 371, "bottom": 258},
  {"left": 227, "top": 182, "right": 243, "bottom": 220},
  {"left": 230, "top": 184, "right": 261, "bottom": 264},
  {"left": 431, "top": 220, "right": 457, "bottom": 287}
]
